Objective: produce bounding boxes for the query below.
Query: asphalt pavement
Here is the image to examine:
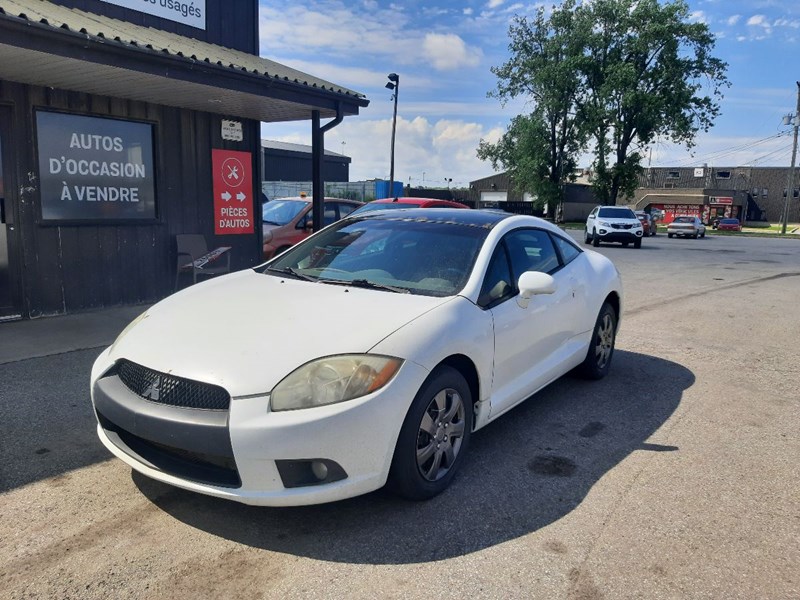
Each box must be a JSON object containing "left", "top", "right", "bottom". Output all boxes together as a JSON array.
[{"left": 1, "top": 232, "right": 798, "bottom": 599}]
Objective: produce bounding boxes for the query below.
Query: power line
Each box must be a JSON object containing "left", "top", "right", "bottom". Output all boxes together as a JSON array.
[{"left": 656, "top": 132, "right": 790, "bottom": 167}]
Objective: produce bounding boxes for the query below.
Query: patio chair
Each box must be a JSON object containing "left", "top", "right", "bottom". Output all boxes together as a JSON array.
[{"left": 174, "top": 234, "right": 231, "bottom": 291}]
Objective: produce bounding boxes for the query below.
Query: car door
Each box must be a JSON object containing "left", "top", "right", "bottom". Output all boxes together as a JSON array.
[{"left": 485, "top": 228, "right": 579, "bottom": 420}]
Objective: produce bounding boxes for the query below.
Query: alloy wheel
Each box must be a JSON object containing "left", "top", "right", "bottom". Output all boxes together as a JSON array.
[
  {"left": 416, "top": 388, "right": 466, "bottom": 482},
  {"left": 595, "top": 313, "right": 615, "bottom": 369}
]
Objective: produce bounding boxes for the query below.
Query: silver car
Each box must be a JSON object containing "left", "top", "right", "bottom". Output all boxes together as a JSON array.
[{"left": 667, "top": 216, "right": 706, "bottom": 239}]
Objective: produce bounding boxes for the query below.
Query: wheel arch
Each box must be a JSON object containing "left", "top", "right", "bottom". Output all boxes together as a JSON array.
[
  {"left": 437, "top": 354, "right": 481, "bottom": 431},
  {"left": 604, "top": 291, "right": 621, "bottom": 329}
]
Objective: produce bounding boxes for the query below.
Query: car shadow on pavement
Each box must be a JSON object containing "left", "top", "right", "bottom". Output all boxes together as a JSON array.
[{"left": 134, "top": 349, "right": 694, "bottom": 565}]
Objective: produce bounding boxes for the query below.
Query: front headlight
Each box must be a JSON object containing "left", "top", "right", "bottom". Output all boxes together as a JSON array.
[
  {"left": 270, "top": 354, "right": 403, "bottom": 411},
  {"left": 598, "top": 221, "right": 611, "bottom": 227}
]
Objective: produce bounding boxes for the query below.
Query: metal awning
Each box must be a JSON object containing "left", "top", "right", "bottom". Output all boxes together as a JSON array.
[{"left": 0, "top": 0, "right": 369, "bottom": 122}]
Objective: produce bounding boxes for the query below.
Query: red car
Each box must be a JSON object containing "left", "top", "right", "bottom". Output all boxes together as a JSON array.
[
  {"left": 349, "top": 197, "right": 469, "bottom": 216},
  {"left": 716, "top": 218, "right": 742, "bottom": 232},
  {"left": 262, "top": 196, "right": 363, "bottom": 259}
]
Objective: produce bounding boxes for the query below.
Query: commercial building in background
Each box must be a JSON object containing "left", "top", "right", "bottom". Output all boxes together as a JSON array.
[
  {"left": 0, "top": 0, "right": 368, "bottom": 320},
  {"left": 261, "top": 140, "right": 351, "bottom": 184},
  {"left": 629, "top": 166, "right": 797, "bottom": 225}
]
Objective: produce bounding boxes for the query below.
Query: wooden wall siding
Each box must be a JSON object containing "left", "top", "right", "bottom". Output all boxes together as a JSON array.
[
  {"left": 49, "top": 0, "right": 259, "bottom": 54},
  {"left": 1, "top": 79, "right": 261, "bottom": 318}
]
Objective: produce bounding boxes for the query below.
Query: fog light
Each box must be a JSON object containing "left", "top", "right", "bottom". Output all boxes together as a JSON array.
[
  {"left": 275, "top": 459, "right": 347, "bottom": 488},
  {"left": 311, "top": 460, "right": 328, "bottom": 480}
]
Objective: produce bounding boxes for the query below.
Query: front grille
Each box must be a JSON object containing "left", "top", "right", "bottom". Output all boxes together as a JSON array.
[
  {"left": 114, "top": 359, "right": 230, "bottom": 410},
  {"left": 611, "top": 223, "right": 632, "bottom": 230}
]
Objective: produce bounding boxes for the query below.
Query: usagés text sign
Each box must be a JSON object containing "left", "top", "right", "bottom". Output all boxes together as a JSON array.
[{"left": 100, "top": 0, "right": 206, "bottom": 30}]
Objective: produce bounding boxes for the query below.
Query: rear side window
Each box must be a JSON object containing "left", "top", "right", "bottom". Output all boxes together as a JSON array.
[{"left": 551, "top": 234, "right": 580, "bottom": 266}]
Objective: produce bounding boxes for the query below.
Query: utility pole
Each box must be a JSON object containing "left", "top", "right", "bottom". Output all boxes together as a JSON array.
[
  {"left": 781, "top": 81, "right": 800, "bottom": 235},
  {"left": 385, "top": 73, "right": 399, "bottom": 197}
]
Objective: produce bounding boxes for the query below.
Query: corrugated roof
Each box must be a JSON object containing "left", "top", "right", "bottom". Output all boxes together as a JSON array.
[
  {"left": 0, "top": 0, "right": 368, "bottom": 123},
  {"left": 0, "top": 0, "right": 365, "bottom": 100},
  {"left": 261, "top": 139, "right": 347, "bottom": 157}
]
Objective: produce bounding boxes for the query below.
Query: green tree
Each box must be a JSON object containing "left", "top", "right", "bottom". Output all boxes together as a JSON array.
[
  {"left": 480, "top": 0, "right": 729, "bottom": 207},
  {"left": 582, "top": 0, "right": 729, "bottom": 203},
  {"left": 478, "top": 1, "right": 590, "bottom": 213}
]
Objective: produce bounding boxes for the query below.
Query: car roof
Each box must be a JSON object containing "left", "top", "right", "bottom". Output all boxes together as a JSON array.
[
  {"left": 370, "top": 197, "right": 467, "bottom": 207},
  {"left": 352, "top": 207, "right": 512, "bottom": 228}
]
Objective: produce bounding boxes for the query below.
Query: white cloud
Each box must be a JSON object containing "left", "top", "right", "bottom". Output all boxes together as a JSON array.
[
  {"left": 487, "top": 0, "right": 505, "bottom": 8},
  {"left": 464, "top": 8, "right": 473, "bottom": 15},
  {"left": 747, "top": 14, "right": 768, "bottom": 27},
  {"left": 689, "top": 11, "right": 707, "bottom": 24},
  {"left": 422, "top": 33, "right": 483, "bottom": 70},
  {"left": 259, "top": 4, "right": 483, "bottom": 73},
  {"left": 727, "top": 14, "right": 741, "bottom": 26},
  {"left": 263, "top": 117, "right": 504, "bottom": 186}
]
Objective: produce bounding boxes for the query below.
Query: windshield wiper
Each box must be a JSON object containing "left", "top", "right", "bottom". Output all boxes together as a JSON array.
[
  {"left": 265, "top": 266, "right": 316, "bottom": 281},
  {"left": 319, "top": 278, "right": 410, "bottom": 294},
  {"left": 262, "top": 220, "right": 282, "bottom": 226}
]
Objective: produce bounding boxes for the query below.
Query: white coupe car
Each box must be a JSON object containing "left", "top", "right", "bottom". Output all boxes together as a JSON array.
[{"left": 91, "top": 209, "right": 623, "bottom": 506}]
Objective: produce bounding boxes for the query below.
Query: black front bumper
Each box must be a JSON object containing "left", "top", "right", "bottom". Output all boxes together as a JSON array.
[
  {"left": 596, "top": 230, "right": 641, "bottom": 243},
  {"left": 93, "top": 375, "right": 240, "bottom": 487}
]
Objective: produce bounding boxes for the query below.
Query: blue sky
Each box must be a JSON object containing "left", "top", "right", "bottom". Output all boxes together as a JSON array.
[{"left": 258, "top": 0, "right": 800, "bottom": 187}]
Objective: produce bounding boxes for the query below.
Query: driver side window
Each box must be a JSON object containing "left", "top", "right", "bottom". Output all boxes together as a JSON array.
[{"left": 478, "top": 244, "right": 513, "bottom": 308}]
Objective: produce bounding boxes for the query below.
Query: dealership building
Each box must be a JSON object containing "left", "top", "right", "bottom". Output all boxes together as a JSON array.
[{"left": 0, "top": 0, "right": 368, "bottom": 320}]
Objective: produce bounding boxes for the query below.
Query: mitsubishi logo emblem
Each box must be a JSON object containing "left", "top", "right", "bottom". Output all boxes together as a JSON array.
[{"left": 142, "top": 377, "right": 161, "bottom": 401}]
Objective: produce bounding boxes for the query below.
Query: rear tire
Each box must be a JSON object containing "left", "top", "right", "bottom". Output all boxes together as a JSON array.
[
  {"left": 388, "top": 366, "right": 473, "bottom": 500},
  {"left": 700, "top": 231, "right": 705, "bottom": 238},
  {"left": 579, "top": 303, "right": 617, "bottom": 380},
  {"left": 668, "top": 233, "right": 674, "bottom": 238}
]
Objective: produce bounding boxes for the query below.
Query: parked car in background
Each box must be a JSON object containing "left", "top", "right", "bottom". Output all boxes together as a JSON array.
[
  {"left": 585, "top": 206, "right": 644, "bottom": 248},
  {"left": 262, "top": 196, "right": 363, "bottom": 259},
  {"left": 348, "top": 197, "right": 469, "bottom": 216},
  {"left": 91, "top": 209, "right": 623, "bottom": 506},
  {"left": 635, "top": 211, "right": 657, "bottom": 236},
  {"left": 667, "top": 216, "right": 706, "bottom": 239},
  {"left": 715, "top": 218, "right": 742, "bottom": 232}
]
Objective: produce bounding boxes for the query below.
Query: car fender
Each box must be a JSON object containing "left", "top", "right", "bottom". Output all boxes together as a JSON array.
[{"left": 369, "top": 296, "right": 494, "bottom": 411}]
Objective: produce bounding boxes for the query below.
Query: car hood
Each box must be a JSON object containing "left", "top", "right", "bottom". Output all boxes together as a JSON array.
[{"left": 107, "top": 270, "right": 452, "bottom": 397}]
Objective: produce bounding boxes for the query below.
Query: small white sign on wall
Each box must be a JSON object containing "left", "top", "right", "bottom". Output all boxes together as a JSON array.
[
  {"left": 693, "top": 167, "right": 704, "bottom": 178},
  {"left": 221, "top": 120, "right": 243, "bottom": 142},
  {"left": 100, "top": 0, "right": 206, "bottom": 30}
]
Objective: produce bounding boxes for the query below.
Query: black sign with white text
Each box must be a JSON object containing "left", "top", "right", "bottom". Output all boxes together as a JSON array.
[{"left": 36, "top": 111, "right": 156, "bottom": 221}]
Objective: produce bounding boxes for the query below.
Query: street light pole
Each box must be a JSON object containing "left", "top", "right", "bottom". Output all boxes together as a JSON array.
[
  {"left": 781, "top": 81, "right": 800, "bottom": 235},
  {"left": 386, "top": 73, "right": 400, "bottom": 197}
]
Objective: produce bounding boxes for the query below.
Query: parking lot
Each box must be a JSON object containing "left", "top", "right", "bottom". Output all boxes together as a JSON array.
[{"left": 1, "top": 232, "right": 798, "bottom": 599}]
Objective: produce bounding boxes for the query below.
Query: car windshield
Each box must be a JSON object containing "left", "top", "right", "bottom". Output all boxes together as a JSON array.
[
  {"left": 350, "top": 202, "right": 422, "bottom": 215},
  {"left": 721, "top": 219, "right": 738, "bottom": 224},
  {"left": 261, "top": 216, "right": 488, "bottom": 297},
  {"left": 261, "top": 199, "right": 309, "bottom": 225},
  {"left": 598, "top": 208, "right": 635, "bottom": 219},
  {"left": 673, "top": 216, "right": 694, "bottom": 223}
]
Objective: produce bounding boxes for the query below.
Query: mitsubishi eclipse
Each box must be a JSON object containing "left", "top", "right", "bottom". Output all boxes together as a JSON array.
[{"left": 90, "top": 209, "right": 623, "bottom": 506}]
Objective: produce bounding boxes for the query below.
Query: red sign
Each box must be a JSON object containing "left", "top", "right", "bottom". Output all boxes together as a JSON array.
[
  {"left": 212, "top": 149, "right": 254, "bottom": 235},
  {"left": 709, "top": 196, "right": 733, "bottom": 205}
]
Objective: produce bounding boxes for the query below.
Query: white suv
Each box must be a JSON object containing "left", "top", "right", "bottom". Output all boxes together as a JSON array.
[{"left": 585, "top": 206, "right": 644, "bottom": 248}]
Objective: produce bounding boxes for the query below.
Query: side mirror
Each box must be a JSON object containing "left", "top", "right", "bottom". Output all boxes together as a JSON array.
[{"left": 517, "top": 271, "right": 556, "bottom": 308}]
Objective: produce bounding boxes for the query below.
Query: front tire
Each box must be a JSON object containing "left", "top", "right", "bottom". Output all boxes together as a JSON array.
[
  {"left": 634, "top": 238, "right": 642, "bottom": 249},
  {"left": 592, "top": 230, "right": 600, "bottom": 247},
  {"left": 584, "top": 229, "right": 592, "bottom": 245},
  {"left": 668, "top": 233, "right": 674, "bottom": 238},
  {"left": 388, "top": 366, "right": 473, "bottom": 500},
  {"left": 579, "top": 302, "right": 617, "bottom": 380}
]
